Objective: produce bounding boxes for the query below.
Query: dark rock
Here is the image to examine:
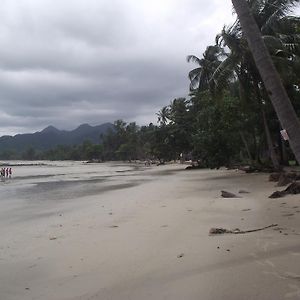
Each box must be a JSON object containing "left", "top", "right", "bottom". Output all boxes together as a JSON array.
[
  {"left": 277, "top": 173, "right": 293, "bottom": 187},
  {"left": 221, "top": 191, "right": 240, "bottom": 198},
  {"left": 269, "top": 191, "right": 284, "bottom": 198},
  {"left": 284, "top": 181, "right": 300, "bottom": 194},
  {"left": 185, "top": 164, "right": 203, "bottom": 170},
  {"left": 269, "top": 181, "right": 300, "bottom": 198},
  {"left": 269, "top": 172, "right": 281, "bottom": 182}
]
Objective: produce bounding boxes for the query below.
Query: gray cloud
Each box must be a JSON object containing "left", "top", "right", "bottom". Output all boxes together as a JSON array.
[{"left": 0, "top": 0, "right": 237, "bottom": 136}]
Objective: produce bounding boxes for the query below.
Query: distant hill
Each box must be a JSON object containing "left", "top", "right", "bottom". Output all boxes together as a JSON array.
[{"left": 0, "top": 123, "right": 114, "bottom": 152}]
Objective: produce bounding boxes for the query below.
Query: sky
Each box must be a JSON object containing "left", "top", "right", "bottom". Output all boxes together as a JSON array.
[{"left": 0, "top": 0, "right": 237, "bottom": 135}]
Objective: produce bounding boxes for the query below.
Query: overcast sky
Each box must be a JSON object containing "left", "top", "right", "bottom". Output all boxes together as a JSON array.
[{"left": 0, "top": 0, "right": 239, "bottom": 135}]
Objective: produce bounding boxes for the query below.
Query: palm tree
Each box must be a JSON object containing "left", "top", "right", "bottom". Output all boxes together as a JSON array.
[
  {"left": 156, "top": 106, "right": 170, "bottom": 126},
  {"left": 212, "top": 0, "right": 300, "bottom": 168},
  {"left": 187, "top": 45, "right": 223, "bottom": 93},
  {"left": 215, "top": 24, "right": 282, "bottom": 168},
  {"left": 231, "top": 0, "right": 300, "bottom": 164}
]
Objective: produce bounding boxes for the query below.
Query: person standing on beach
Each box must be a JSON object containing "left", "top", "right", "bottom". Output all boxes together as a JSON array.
[
  {"left": 9, "top": 168, "right": 12, "bottom": 178},
  {"left": 1, "top": 168, "right": 5, "bottom": 181},
  {"left": 6, "top": 168, "right": 9, "bottom": 178}
]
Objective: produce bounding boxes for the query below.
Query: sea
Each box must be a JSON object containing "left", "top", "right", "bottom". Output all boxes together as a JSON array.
[{"left": 0, "top": 161, "right": 156, "bottom": 224}]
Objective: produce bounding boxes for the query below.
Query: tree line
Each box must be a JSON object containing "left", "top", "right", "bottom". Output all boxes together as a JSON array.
[{"left": 1, "top": 0, "right": 300, "bottom": 169}]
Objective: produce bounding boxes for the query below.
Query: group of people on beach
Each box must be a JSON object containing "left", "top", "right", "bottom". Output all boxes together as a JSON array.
[{"left": 1, "top": 167, "right": 12, "bottom": 179}]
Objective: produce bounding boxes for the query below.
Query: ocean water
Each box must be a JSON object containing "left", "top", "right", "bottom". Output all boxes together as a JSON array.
[
  {"left": 0, "top": 161, "right": 151, "bottom": 202},
  {"left": 0, "top": 161, "right": 156, "bottom": 226}
]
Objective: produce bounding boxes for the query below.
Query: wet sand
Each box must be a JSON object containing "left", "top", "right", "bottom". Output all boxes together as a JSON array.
[{"left": 0, "top": 163, "right": 300, "bottom": 300}]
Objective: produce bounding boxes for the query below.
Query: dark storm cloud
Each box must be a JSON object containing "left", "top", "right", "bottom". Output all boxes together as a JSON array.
[{"left": 0, "top": 0, "right": 235, "bottom": 136}]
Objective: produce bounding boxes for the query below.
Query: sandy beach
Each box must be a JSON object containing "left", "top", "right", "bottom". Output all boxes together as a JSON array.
[{"left": 0, "top": 162, "right": 300, "bottom": 300}]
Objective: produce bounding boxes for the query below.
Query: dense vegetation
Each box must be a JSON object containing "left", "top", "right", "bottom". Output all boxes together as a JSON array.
[{"left": 1, "top": 0, "right": 300, "bottom": 169}]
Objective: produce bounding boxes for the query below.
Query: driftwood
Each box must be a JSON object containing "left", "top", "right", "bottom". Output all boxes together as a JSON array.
[
  {"left": 269, "top": 181, "right": 300, "bottom": 198},
  {"left": 209, "top": 224, "right": 278, "bottom": 235}
]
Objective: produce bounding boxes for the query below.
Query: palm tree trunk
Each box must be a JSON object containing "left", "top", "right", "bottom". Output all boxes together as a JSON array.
[
  {"left": 261, "top": 109, "right": 281, "bottom": 170},
  {"left": 239, "top": 131, "right": 253, "bottom": 162},
  {"left": 231, "top": 0, "right": 300, "bottom": 164},
  {"left": 280, "top": 135, "right": 288, "bottom": 165}
]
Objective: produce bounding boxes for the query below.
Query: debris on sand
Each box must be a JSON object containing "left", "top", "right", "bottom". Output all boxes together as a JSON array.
[
  {"left": 209, "top": 228, "right": 230, "bottom": 234},
  {"left": 221, "top": 191, "right": 240, "bottom": 198},
  {"left": 177, "top": 253, "right": 184, "bottom": 258},
  {"left": 269, "top": 182, "right": 300, "bottom": 198},
  {"left": 49, "top": 236, "right": 57, "bottom": 240},
  {"left": 209, "top": 224, "right": 278, "bottom": 235},
  {"left": 269, "top": 172, "right": 300, "bottom": 186},
  {"left": 276, "top": 173, "right": 293, "bottom": 187},
  {"left": 269, "top": 172, "right": 281, "bottom": 182},
  {"left": 239, "top": 190, "right": 250, "bottom": 194}
]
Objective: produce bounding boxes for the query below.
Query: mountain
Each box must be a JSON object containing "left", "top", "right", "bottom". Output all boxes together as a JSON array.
[{"left": 0, "top": 123, "right": 114, "bottom": 153}]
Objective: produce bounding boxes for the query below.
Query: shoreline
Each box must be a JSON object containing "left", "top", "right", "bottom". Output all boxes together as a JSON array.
[{"left": 0, "top": 164, "right": 299, "bottom": 299}]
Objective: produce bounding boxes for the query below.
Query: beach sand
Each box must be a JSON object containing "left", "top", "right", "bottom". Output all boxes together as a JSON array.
[{"left": 0, "top": 163, "right": 300, "bottom": 300}]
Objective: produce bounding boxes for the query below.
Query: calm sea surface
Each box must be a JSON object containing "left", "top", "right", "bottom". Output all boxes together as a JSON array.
[{"left": 0, "top": 161, "right": 153, "bottom": 203}]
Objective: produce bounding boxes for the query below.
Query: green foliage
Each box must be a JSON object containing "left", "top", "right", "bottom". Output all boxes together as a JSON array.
[{"left": 191, "top": 92, "right": 243, "bottom": 168}]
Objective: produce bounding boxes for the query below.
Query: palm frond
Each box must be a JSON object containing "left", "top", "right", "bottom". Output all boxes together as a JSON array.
[
  {"left": 210, "top": 54, "right": 238, "bottom": 91},
  {"left": 186, "top": 55, "right": 201, "bottom": 65},
  {"left": 261, "top": 0, "right": 299, "bottom": 33}
]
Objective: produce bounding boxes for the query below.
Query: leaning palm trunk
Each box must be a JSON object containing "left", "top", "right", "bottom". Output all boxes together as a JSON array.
[
  {"left": 262, "top": 109, "right": 281, "bottom": 170},
  {"left": 231, "top": 0, "right": 300, "bottom": 165}
]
